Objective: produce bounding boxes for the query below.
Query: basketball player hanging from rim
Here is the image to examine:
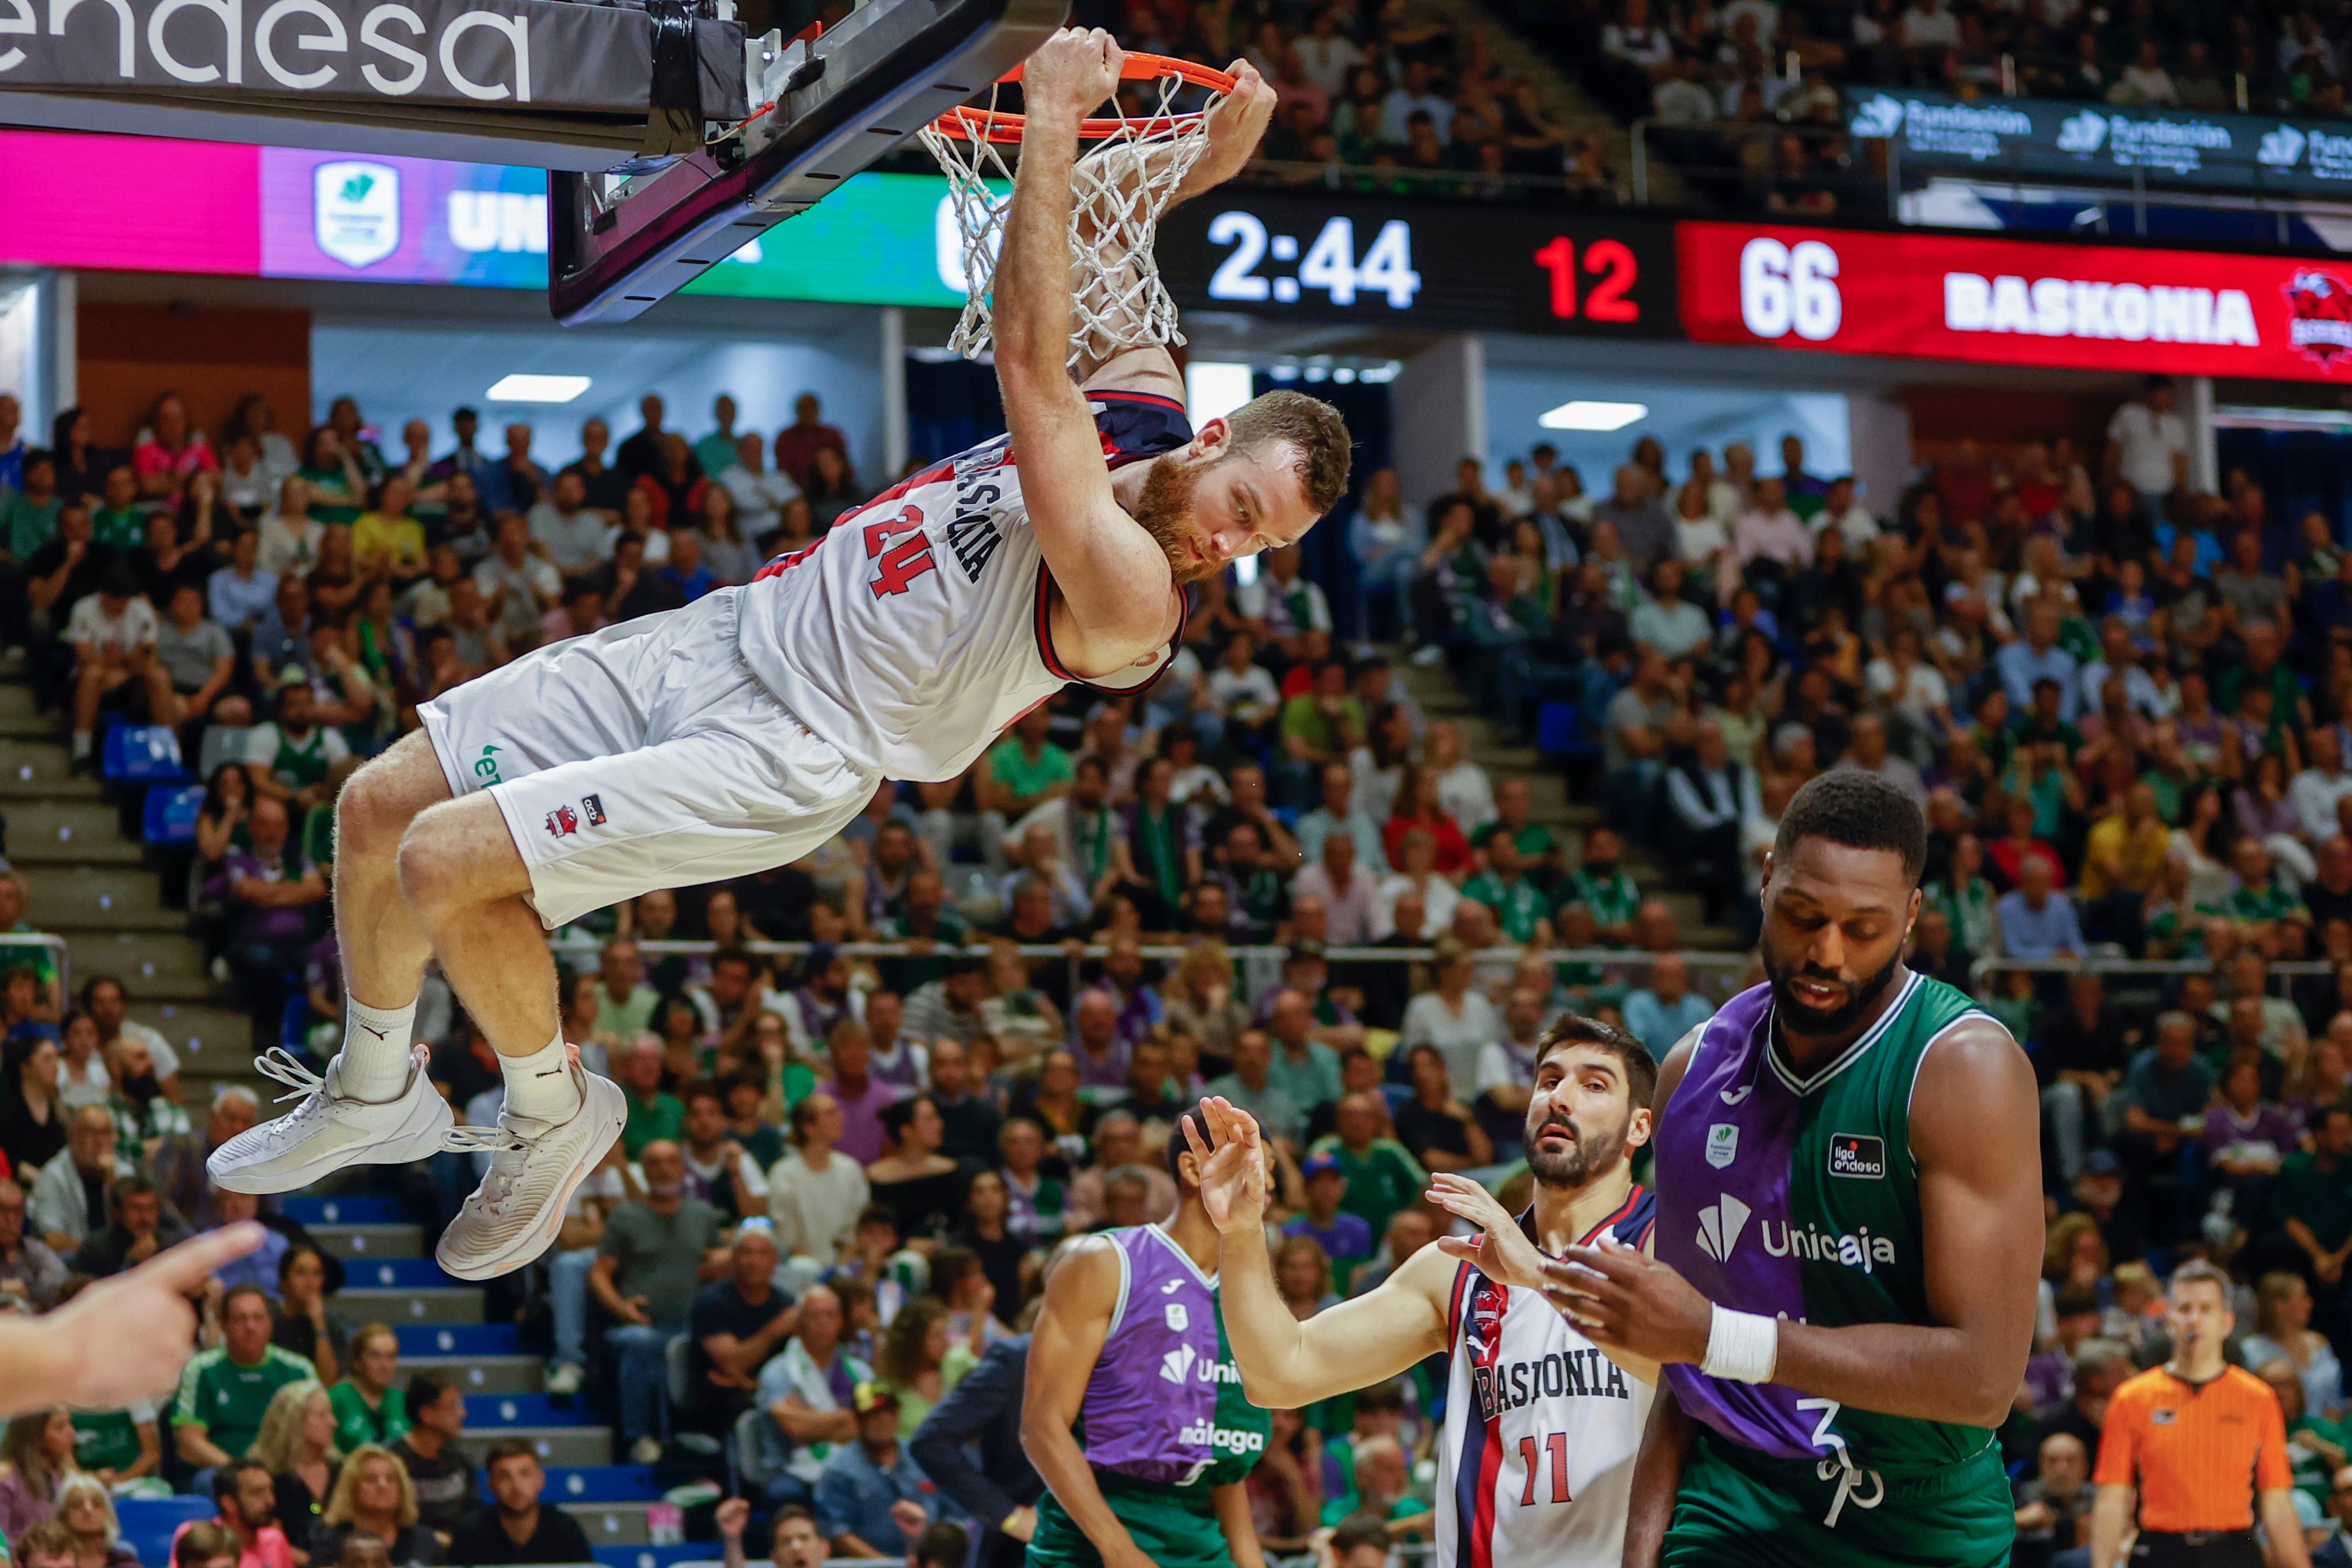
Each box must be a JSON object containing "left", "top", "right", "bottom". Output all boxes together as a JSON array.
[
  {"left": 204, "top": 27, "right": 1351, "bottom": 1283},
  {"left": 1182, "top": 1016, "right": 1663, "bottom": 1568}
]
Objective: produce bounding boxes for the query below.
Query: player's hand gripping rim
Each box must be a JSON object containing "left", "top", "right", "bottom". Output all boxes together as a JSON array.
[{"left": 1023, "top": 27, "right": 1127, "bottom": 126}]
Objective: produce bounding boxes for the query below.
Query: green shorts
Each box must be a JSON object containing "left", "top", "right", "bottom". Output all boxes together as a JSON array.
[
  {"left": 1028, "top": 1474, "right": 1231, "bottom": 1568},
  {"left": 1662, "top": 1429, "right": 2015, "bottom": 1568}
]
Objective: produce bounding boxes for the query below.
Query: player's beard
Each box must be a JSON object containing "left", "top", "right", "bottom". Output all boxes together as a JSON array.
[
  {"left": 1760, "top": 937, "right": 1904, "bottom": 1041},
  {"left": 1524, "top": 1103, "right": 1632, "bottom": 1189},
  {"left": 1131, "top": 452, "right": 1214, "bottom": 586}
]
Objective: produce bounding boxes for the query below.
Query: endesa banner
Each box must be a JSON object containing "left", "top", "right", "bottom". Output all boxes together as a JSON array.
[{"left": 1679, "top": 221, "right": 2352, "bottom": 382}]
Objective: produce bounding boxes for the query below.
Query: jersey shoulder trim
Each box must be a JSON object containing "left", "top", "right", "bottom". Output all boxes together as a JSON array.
[
  {"left": 1034, "top": 566, "right": 1189, "bottom": 697},
  {"left": 1603, "top": 1184, "right": 1656, "bottom": 1248},
  {"left": 1903, "top": 1004, "right": 2017, "bottom": 1177}
]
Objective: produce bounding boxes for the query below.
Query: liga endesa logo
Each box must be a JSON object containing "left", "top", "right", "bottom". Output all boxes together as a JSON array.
[{"left": 2286, "top": 270, "right": 2352, "bottom": 369}]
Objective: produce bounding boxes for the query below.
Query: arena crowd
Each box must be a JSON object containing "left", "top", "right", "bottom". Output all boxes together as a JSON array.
[{"left": 0, "top": 364, "right": 2342, "bottom": 1565}]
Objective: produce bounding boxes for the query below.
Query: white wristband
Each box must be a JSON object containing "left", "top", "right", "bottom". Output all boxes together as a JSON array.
[{"left": 1701, "top": 1305, "right": 1780, "bottom": 1384}]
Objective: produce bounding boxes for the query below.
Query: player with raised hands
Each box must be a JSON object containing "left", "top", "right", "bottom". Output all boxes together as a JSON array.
[{"left": 1183, "top": 1013, "right": 1662, "bottom": 1568}]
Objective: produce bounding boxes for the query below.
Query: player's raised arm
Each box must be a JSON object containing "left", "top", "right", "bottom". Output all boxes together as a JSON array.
[
  {"left": 1072, "top": 62, "right": 1275, "bottom": 389},
  {"left": 1185, "top": 1098, "right": 1452, "bottom": 1407},
  {"left": 993, "top": 28, "right": 1176, "bottom": 652}
]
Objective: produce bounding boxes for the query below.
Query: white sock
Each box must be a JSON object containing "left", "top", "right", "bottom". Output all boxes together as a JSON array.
[
  {"left": 501, "top": 1034, "right": 582, "bottom": 1128},
  {"left": 337, "top": 998, "right": 418, "bottom": 1101},
  {"left": 70, "top": 730, "right": 90, "bottom": 759}
]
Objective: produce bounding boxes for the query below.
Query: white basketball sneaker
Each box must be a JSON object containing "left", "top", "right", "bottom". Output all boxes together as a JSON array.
[
  {"left": 437, "top": 1063, "right": 627, "bottom": 1281},
  {"left": 209, "top": 1044, "right": 454, "bottom": 1194}
]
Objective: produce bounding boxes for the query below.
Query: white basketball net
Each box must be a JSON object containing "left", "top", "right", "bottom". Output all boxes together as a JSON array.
[{"left": 919, "top": 72, "right": 1224, "bottom": 365}]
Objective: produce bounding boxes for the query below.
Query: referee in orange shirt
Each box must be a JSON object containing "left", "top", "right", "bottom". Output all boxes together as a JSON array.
[{"left": 2090, "top": 1261, "right": 2309, "bottom": 1568}]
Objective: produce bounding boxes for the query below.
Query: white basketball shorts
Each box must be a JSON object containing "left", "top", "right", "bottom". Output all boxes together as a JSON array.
[{"left": 417, "top": 588, "right": 879, "bottom": 929}]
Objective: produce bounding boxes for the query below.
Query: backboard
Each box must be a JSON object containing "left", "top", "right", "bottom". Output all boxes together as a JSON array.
[{"left": 548, "top": 0, "right": 1067, "bottom": 325}]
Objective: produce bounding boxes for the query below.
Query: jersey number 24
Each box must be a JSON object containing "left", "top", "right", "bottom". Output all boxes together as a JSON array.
[{"left": 865, "top": 507, "right": 937, "bottom": 599}]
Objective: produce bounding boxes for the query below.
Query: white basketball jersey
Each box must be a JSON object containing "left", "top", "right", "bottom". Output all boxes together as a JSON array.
[
  {"left": 1435, "top": 1190, "right": 1656, "bottom": 1568},
  {"left": 733, "top": 391, "right": 1191, "bottom": 781}
]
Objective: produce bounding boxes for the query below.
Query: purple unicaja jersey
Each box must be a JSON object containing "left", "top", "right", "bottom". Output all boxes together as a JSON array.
[
  {"left": 1655, "top": 975, "right": 1999, "bottom": 1472},
  {"left": 1076, "top": 1224, "right": 1269, "bottom": 1489}
]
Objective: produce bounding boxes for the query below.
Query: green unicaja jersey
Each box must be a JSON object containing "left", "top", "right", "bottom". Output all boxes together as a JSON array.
[{"left": 1659, "top": 972, "right": 2009, "bottom": 1476}]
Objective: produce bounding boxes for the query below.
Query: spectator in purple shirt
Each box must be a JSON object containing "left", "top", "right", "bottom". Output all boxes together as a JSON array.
[
  {"left": 2206, "top": 1056, "right": 2300, "bottom": 1227},
  {"left": 1065, "top": 990, "right": 1130, "bottom": 1091},
  {"left": 207, "top": 797, "right": 326, "bottom": 1051},
  {"left": 821, "top": 1019, "right": 906, "bottom": 1166}
]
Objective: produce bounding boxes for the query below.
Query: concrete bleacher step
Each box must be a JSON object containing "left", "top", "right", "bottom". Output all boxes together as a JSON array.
[
  {"left": 8, "top": 798, "right": 143, "bottom": 865},
  {"left": 337, "top": 1285, "right": 484, "bottom": 1324},
  {"left": 564, "top": 1502, "right": 656, "bottom": 1547},
  {"left": 0, "top": 682, "right": 56, "bottom": 740},
  {"left": 311, "top": 1222, "right": 425, "bottom": 1260},
  {"left": 0, "top": 739, "right": 100, "bottom": 800},
  {"left": 132, "top": 1001, "right": 258, "bottom": 1067},
  {"left": 410, "top": 1353, "right": 545, "bottom": 1395},
  {"left": 30, "top": 863, "right": 184, "bottom": 931},
  {"left": 507, "top": 1426, "right": 618, "bottom": 1468},
  {"left": 76, "top": 929, "right": 220, "bottom": 1001}
]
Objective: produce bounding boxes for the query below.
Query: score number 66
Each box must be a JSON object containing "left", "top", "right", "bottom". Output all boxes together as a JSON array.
[{"left": 1740, "top": 237, "right": 1842, "bottom": 342}]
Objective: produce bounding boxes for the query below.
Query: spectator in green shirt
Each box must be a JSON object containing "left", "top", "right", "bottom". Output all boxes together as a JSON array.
[
  {"left": 89, "top": 466, "right": 148, "bottom": 553},
  {"left": 978, "top": 709, "right": 1071, "bottom": 826},
  {"left": 1469, "top": 777, "right": 1563, "bottom": 890},
  {"left": 1279, "top": 662, "right": 1366, "bottom": 786},
  {"left": 328, "top": 1325, "right": 411, "bottom": 1454},
  {"left": 1265, "top": 990, "right": 1343, "bottom": 1114},
  {"left": 1, "top": 450, "right": 62, "bottom": 561},
  {"left": 615, "top": 1035, "right": 686, "bottom": 1158},
  {"left": 174, "top": 1285, "right": 315, "bottom": 1472},
  {"left": 1307, "top": 1092, "right": 1427, "bottom": 1236},
  {"left": 1556, "top": 828, "right": 1641, "bottom": 943},
  {"left": 2255, "top": 1356, "right": 2347, "bottom": 1505},
  {"left": 1459, "top": 834, "right": 1555, "bottom": 946},
  {"left": 2277, "top": 1108, "right": 2352, "bottom": 1327}
]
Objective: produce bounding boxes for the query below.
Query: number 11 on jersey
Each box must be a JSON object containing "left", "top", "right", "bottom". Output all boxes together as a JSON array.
[{"left": 1517, "top": 1432, "right": 1571, "bottom": 1505}]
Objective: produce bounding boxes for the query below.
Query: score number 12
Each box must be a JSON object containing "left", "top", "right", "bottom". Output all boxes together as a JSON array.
[{"left": 1533, "top": 236, "right": 1640, "bottom": 322}]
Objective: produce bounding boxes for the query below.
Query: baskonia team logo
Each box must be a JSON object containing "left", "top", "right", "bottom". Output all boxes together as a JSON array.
[{"left": 2286, "top": 270, "right": 2352, "bottom": 368}]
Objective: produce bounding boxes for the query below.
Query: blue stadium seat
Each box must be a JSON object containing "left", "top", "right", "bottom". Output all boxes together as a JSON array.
[
  {"left": 117, "top": 1495, "right": 214, "bottom": 1567},
  {"left": 103, "top": 723, "right": 191, "bottom": 783},
  {"left": 283, "top": 1195, "right": 408, "bottom": 1224},
  {"left": 142, "top": 783, "right": 205, "bottom": 845},
  {"left": 398, "top": 1323, "right": 521, "bottom": 1357},
  {"left": 1535, "top": 701, "right": 1598, "bottom": 760},
  {"left": 281, "top": 996, "right": 314, "bottom": 1057},
  {"left": 502, "top": 1466, "right": 663, "bottom": 1503},
  {"left": 466, "top": 1392, "right": 589, "bottom": 1428},
  {"left": 349, "top": 1257, "right": 460, "bottom": 1290},
  {"left": 594, "top": 1547, "right": 717, "bottom": 1568}
]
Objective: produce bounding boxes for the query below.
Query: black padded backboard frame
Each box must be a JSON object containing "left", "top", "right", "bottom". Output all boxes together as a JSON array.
[{"left": 548, "top": 0, "right": 1066, "bottom": 325}]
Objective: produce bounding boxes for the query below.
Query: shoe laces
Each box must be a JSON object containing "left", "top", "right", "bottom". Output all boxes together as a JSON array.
[
  {"left": 443, "top": 1118, "right": 537, "bottom": 1220},
  {"left": 248, "top": 1048, "right": 332, "bottom": 1143}
]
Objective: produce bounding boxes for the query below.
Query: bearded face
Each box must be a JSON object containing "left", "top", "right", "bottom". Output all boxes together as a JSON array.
[
  {"left": 1524, "top": 1079, "right": 1634, "bottom": 1188},
  {"left": 1130, "top": 452, "right": 1214, "bottom": 586}
]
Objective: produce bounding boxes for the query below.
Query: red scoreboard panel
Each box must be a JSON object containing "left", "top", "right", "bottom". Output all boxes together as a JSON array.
[{"left": 1677, "top": 220, "right": 2352, "bottom": 382}]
